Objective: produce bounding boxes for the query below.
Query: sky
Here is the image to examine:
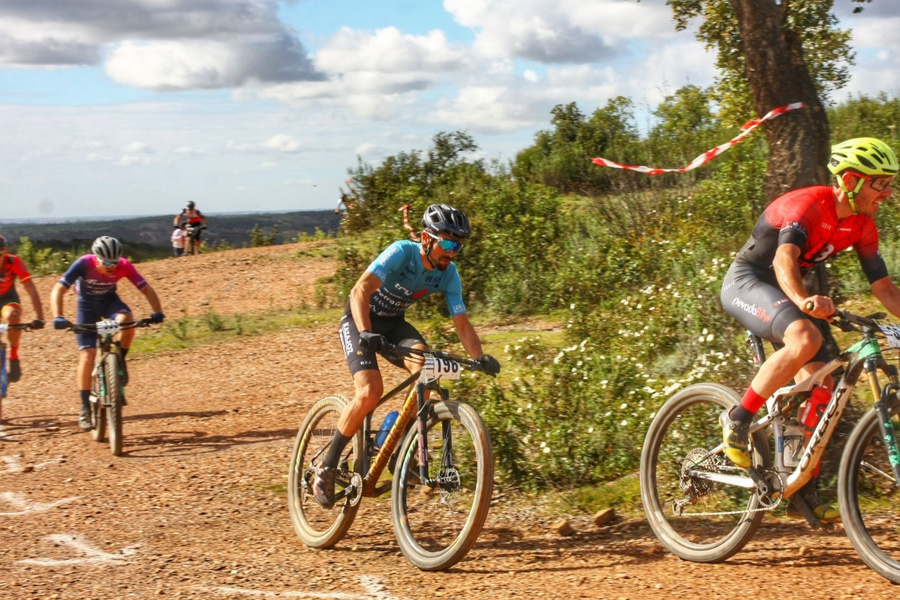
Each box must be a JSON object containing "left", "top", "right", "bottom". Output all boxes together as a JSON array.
[{"left": 0, "top": 0, "right": 897, "bottom": 221}]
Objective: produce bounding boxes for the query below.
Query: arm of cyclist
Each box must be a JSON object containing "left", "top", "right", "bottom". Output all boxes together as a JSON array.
[
  {"left": 349, "top": 272, "right": 380, "bottom": 333},
  {"left": 49, "top": 282, "right": 72, "bottom": 329},
  {"left": 870, "top": 276, "right": 900, "bottom": 319},
  {"left": 452, "top": 313, "right": 500, "bottom": 375},
  {"left": 21, "top": 278, "right": 45, "bottom": 327},
  {"left": 140, "top": 284, "right": 165, "bottom": 323},
  {"left": 773, "top": 243, "right": 834, "bottom": 319}
]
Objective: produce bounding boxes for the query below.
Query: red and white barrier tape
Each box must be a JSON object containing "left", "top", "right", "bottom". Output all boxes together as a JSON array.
[
  {"left": 591, "top": 102, "right": 805, "bottom": 174},
  {"left": 399, "top": 204, "right": 419, "bottom": 241}
]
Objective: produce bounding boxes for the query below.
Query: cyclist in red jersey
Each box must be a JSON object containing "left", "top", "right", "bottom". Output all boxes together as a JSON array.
[
  {"left": 720, "top": 138, "right": 900, "bottom": 522},
  {"left": 0, "top": 235, "right": 46, "bottom": 382},
  {"left": 173, "top": 201, "right": 209, "bottom": 252}
]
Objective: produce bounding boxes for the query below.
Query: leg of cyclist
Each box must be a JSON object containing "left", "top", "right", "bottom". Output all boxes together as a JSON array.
[
  {"left": 0, "top": 302, "right": 22, "bottom": 382},
  {"left": 77, "top": 347, "right": 96, "bottom": 430},
  {"left": 115, "top": 311, "right": 134, "bottom": 390}
]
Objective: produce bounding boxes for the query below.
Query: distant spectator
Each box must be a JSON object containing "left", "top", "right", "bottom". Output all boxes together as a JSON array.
[{"left": 171, "top": 223, "right": 187, "bottom": 257}]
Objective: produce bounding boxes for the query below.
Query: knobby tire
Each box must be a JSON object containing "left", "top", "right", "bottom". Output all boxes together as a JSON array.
[
  {"left": 104, "top": 353, "right": 124, "bottom": 456},
  {"left": 288, "top": 395, "right": 364, "bottom": 549},
  {"left": 391, "top": 400, "right": 493, "bottom": 571},
  {"left": 838, "top": 405, "right": 900, "bottom": 584},
  {"left": 640, "top": 383, "right": 771, "bottom": 563}
]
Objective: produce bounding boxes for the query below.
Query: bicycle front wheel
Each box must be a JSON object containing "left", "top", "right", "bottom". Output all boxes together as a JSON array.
[
  {"left": 90, "top": 376, "right": 107, "bottom": 443},
  {"left": 839, "top": 406, "right": 900, "bottom": 584},
  {"left": 288, "top": 395, "right": 364, "bottom": 549},
  {"left": 391, "top": 400, "right": 493, "bottom": 571},
  {"left": 103, "top": 353, "right": 124, "bottom": 456},
  {"left": 640, "top": 383, "right": 771, "bottom": 563}
]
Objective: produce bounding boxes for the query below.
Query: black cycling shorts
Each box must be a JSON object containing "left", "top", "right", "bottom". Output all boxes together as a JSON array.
[
  {"left": 339, "top": 303, "right": 426, "bottom": 375},
  {"left": 75, "top": 294, "right": 132, "bottom": 350},
  {"left": 0, "top": 288, "right": 21, "bottom": 311},
  {"left": 720, "top": 262, "right": 831, "bottom": 363}
]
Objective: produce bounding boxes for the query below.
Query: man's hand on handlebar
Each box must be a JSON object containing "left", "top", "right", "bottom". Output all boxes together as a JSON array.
[
  {"left": 475, "top": 354, "right": 501, "bottom": 376},
  {"left": 150, "top": 312, "right": 165, "bottom": 324},
  {"left": 802, "top": 296, "right": 835, "bottom": 320},
  {"left": 53, "top": 316, "right": 71, "bottom": 330},
  {"left": 359, "top": 330, "right": 386, "bottom": 353}
]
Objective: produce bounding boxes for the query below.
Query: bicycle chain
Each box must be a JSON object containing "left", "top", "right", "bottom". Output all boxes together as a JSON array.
[{"left": 674, "top": 468, "right": 784, "bottom": 518}]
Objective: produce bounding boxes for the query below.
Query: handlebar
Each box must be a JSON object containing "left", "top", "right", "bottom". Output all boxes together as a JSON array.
[
  {"left": 373, "top": 341, "right": 495, "bottom": 375},
  {"left": 0, "top": 322, "right": 40, "bottom": 334},
  {"left": 64, "top": 318, "right": 156, "bottom": 334}
]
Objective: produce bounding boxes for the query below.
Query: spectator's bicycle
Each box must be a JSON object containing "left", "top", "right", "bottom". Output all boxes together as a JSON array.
[
  {"left": 0, "top": 322, "right": 38, "bottom": 418},
  {"left": 184, "top": 224, "right": 207, "bottom": 255},
  {"left": 63, "top": 318, "right": 154, "bottom": 455},
  {"left": 640, "top": 307, "right": 900, "bottom": 584},
  {"left": 288, "top": 342, "right": 494, "bottom": 571}
]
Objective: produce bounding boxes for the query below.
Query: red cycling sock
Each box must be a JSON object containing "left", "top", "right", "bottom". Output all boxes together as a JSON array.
[
  {"left": 740, "top": 386, "right": 767, "bottom": 414},
  {"left": 9, "top": 346, "right": 18, "bottom": 360}
]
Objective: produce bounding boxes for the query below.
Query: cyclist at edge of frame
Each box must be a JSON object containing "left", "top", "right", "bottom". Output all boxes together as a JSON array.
[
  {"left": 719, "top": 137, "right": 900, "bottom": 523},
  {"left": 312, "top": 203, "right": 502, "bottom": 508},
  {"left": 0, "top": 234, "right": 46, "bottom": 383},
  {"left": 49, "top": 236, "right": 165, "bottom": 431},
  {"left": 174, "top": 201, "right": 209, "bottom": 252}
]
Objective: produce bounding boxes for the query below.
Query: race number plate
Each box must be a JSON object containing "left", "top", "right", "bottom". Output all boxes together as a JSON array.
[
  {"left": 879, "top": 323, "right": 900, "bottom": 349},
  {"left": 96, "top": 320, "right": 121, "bottom": 335},
  {"left": 0, "top": 324, "right": 7, "bottom": 334},
  {"left": 423, "top": 357, "right": 461, "bottom": 380}
]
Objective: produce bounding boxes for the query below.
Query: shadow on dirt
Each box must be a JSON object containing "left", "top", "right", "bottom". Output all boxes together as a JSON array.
[{"left": 119, "top": 424, "right": 297, "bottom": 458}]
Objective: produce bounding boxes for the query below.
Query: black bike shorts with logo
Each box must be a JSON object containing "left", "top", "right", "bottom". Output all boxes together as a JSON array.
[
  {"left": 339, "top": 303, "right": 426, "bottom": 375},
  {"left": 720, "top": 262, "right": 830, "bottom": 363}
]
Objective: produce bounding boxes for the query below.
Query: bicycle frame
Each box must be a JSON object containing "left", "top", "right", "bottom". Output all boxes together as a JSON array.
[
  {"left": 686, "top": 315, "right": 900, "bottom": 500},
  {"left": 354, "top": 360, "right": 457, "bottom": 498}
]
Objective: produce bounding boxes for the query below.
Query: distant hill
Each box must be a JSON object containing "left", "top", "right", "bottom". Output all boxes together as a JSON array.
[{"left": 0, "top": 211, "right": 343, "bottom": 249}]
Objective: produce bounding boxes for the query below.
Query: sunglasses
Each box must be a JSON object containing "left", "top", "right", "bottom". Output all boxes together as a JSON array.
[
  {"left": 426, "top": 233, "right": 463, "bottom": 253},
  {"left": 98, "top": 258, "right": 120, "bottom": 268},
  {"left": 859, "top": 173, "right": 894, "bottom": 192}
]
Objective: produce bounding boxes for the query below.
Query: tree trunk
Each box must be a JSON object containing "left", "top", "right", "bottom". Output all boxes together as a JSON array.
[{"left": 729, "top": 0, "right": 831, "bottom": 201}]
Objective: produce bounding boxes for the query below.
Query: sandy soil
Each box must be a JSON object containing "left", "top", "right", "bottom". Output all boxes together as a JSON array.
[{"left": 0, "top": 242, "right": 896, "bottom": 599}]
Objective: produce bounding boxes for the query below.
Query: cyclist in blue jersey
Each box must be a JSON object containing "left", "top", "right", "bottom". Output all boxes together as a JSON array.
[{"left": 312, "top": 204, "right": 501, "bottom": 508}]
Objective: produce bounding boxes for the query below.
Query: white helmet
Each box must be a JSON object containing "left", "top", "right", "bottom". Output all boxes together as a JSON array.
[{"left": 92, "top": 236, "right": 123, "bottom": 263}]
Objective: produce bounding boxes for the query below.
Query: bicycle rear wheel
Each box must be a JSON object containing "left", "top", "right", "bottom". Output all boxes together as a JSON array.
[
  {"left": 839, "top": 406, "right": 900, "bottom": 584},
  {"left": 103, "top": 353, "right": 124, "bottom": 456},
  {"left": 640, "top": 383, "right": 771, "bottom": 563},
  {"left": 391, "top": 400, "right": 493, "bottom": 571},
  {"left": 288, "top": 395, "right": 364, "bottom": 548}
]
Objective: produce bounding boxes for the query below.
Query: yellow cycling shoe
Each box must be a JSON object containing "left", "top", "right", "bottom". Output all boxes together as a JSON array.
[
  {"left": 720, "top": 408, "right": 752, "bottom": 468},
  {"left": 786, "top": 494, "right": 841, "bottom": 523}
]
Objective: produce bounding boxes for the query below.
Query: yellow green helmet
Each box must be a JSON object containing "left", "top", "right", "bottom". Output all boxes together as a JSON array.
[{"left": 828, "top": 137, "right": 898, "bottom": 177}]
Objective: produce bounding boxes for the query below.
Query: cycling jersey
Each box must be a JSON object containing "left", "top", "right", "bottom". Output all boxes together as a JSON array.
[
  {"left": 0, "top": 254, "right": 33, "bottom": 297},
  {"left": 58, "top": 255, "right": 147, "bottom": 299},
  {"left": 365, "top": 240, "right": 466, "bottom": 317},
  {"left": 180, "top": 209, "right": 205, "bottom": 225},
  {"left": 735, "top": 185, "right": 888, "bottom": 283}
]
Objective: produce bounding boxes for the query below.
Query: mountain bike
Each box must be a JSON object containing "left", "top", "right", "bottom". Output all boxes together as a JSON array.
[
  {"left": 0, "top": 322, "right": 37, "bottom": 419},
  {"left": 184, "top": 224, "right": 207, "bottom": 255},
  {"left": 288, "top": 342, "right": 495, "bottom": 571},
  {"left": 63, "top": 318, "right": 154, "bottom": 456},
  {"left": 640, "top": 307, "right": 900, "bottom": 583}
]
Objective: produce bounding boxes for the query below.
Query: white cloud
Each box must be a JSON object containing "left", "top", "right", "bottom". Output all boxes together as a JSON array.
[{"left": 262, "top": 134, "right": 301, "bottom": 152}]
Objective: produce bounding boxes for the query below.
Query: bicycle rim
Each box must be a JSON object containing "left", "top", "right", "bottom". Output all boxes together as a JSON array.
[
  {"left": 391, "top": 400, "right": 493, "bottom": 571},
  {"left": 288, "top": 395, "right": 363, "bottom": 548},
  {"left": 104, "top": 353, "right": 123, "bottom": 456},
  {"left": 839, "top": 407, "right": 900, "bottom": 584},
  {"left": 640, "top": 383, "right": 769, "bottom": 563}
]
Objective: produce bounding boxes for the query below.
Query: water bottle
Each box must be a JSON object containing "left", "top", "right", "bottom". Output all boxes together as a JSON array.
[
  {"left": 801, "top": 386, "right": 831, "bottom": 429},
  {"left": 782, "top": 419, "right": 804, "bottom": 467},
  {"left": 374, "top": 411, "right": 399, "bottom": 449}
]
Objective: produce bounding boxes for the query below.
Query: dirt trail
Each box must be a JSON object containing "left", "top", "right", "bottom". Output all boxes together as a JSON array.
[{"left": 0, "top": 243, "right": 895, "bottom": 599}]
